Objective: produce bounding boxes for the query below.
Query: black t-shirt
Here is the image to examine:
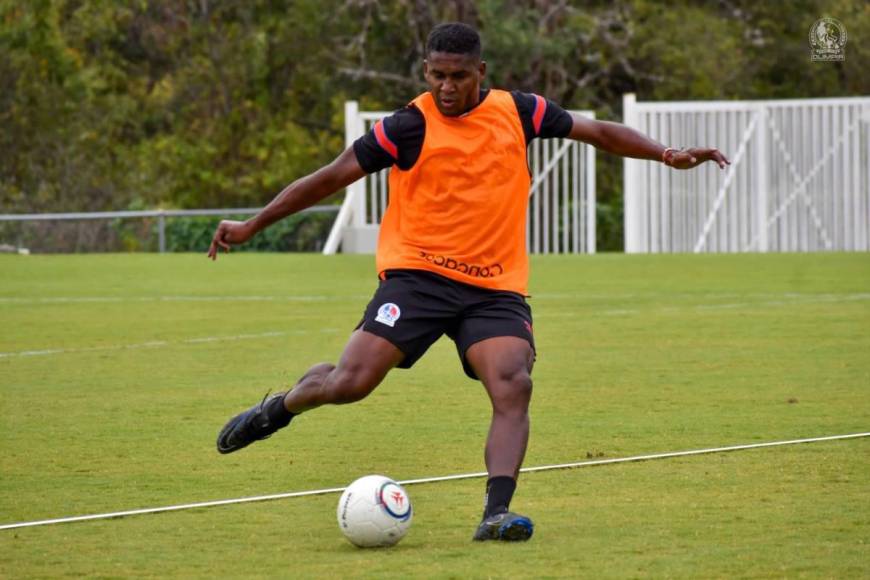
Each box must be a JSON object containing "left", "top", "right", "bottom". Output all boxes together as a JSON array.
[{"left": 353, "top": 89, "right": 574, "bottom": 173}]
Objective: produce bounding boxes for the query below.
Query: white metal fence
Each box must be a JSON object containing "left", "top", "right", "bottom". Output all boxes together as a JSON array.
[
  {"left": 623, "top": 94, "right": 870, "bottom": 253},
  {"left": 324, "top": 100, "right": 597, "bottom": 255},
  {"left": 0, "top": 206, "right": 338, "bottom": 253}
]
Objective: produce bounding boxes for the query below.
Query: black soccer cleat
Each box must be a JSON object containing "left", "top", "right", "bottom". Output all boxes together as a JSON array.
[
  {"left": 216, "top": 392, "right": 292, "bottom": 454},
  {"left": 472, "top": 511, "right": 534, "bottom": 542}
]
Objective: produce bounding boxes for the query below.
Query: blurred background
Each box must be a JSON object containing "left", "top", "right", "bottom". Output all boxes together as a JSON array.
[{"left": 1, "top": 0, "right": 867, "bottom": 252}]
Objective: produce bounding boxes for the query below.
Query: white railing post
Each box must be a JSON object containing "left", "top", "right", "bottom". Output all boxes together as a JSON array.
[
  {"left": 864, "top": 103, "right": 870, "bottom": 251},
  {"left": 753, "top": 105, "right": 769, "bottom": 252},
  {"left": 586, "top": 137, "right": 597, "bottom": 254},
  {"left": 323, "top": 101, "right": 365, "bottom": 255},
  {"left": 348, "top": 102, "right": 367, "bottom": 228},
  {"left": 622, "top": 93, "right": 640, "bottom": 253}
]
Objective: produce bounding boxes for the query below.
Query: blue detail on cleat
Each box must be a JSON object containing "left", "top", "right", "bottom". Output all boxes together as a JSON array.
[
  {"left": 498, "top": 515, "right": 534, "bottom": 541},
  {"left": 473, "top": 511, "right": 534, "bottom": 542}
]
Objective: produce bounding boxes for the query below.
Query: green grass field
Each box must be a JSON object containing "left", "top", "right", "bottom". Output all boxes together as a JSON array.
[{"left": 1, "top": 252, "right": 868, "bottom": 578}]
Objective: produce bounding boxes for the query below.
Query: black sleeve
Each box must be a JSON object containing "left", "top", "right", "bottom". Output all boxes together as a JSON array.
[
  {"left": 510, "top": 90, "right": 574, "bottom": 144},
  {"left": 352, "top": 106, "right": 425, "bottom": 173}
]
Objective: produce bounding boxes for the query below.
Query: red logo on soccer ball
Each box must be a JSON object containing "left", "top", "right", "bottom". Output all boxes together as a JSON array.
[{"left": 391, "top": 491, "right": 404, "bottom": 506}]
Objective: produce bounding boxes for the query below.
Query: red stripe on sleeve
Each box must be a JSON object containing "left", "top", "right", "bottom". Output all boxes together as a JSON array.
[
  {"left": 532, "top": 95, "right": 546, "bottom": 136},
  {"left": 374, "top": 120, "right": 398, "bottom": 160}
]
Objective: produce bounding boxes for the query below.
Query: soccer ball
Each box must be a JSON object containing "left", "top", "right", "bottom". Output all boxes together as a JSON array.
[{"left": 336, "top": 475, "right": 412, "bottom": 548}]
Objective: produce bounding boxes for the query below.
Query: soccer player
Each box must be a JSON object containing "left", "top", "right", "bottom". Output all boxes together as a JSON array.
[{"left": 208, "top": 22, "right": 729, "bottom": 542}]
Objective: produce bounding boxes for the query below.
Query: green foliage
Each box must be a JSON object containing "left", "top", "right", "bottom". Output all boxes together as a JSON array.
[
  {"left": 1, "top": 0, "right": 867, "bottom": 251},
  {"left": 160, "top": 212, "right": 335, "bottom": 253},
  {"left": 0, "top": 212, "right": 333, "bottom": 254}
]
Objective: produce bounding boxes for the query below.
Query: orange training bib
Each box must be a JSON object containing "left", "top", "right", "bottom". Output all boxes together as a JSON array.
[{"left": 375, "top": 90, "right": 531, "bottom": 295}]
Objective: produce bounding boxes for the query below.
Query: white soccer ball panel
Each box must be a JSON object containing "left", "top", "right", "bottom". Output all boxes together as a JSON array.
[{"left": 337, "top": 475, "right": 413, "bottom": 548}]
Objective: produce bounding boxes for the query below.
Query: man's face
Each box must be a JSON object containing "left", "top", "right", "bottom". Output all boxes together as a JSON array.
[{"left": 423, "top": 51, "right": 486, "bottom": 117}]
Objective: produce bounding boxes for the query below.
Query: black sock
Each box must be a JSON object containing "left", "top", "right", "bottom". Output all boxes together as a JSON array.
[
  {"left": 483, "top": 476, "right": 517, "bottom": 518},
  {"left": 264, "top": 393, "right": 295, "bottom": 427}
]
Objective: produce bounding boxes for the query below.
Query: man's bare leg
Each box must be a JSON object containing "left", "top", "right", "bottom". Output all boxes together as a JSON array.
[
  {"left": 283, "top": 330, "right": 405, "bottom": 413},
  {"left": 217, "top": 330, "right": 403, "bottom": 453},
  {"left": 465, "top": 335, "right": 535, "bottom": 541}
]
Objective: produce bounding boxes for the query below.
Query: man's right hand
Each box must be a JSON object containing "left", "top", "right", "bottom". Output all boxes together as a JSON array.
[{"left": 207, "top": 220, "right": 255, "bottom": 260}]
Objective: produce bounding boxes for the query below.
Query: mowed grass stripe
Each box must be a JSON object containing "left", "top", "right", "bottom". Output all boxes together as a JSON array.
[
  {"left": 2, "top": 290, "right": 866, "bottom": 356},
  {"left": 2, "top": 441, "right": 867, "bottom": 578},
  {"left": 0, "top": 329, "right": 340, "bottom": 359},
  {"left": 4, "top": 432, "right": 866, "bottom": 531},
  {"left": 0, "top": 252, "right": 868, "bottom": 578}
]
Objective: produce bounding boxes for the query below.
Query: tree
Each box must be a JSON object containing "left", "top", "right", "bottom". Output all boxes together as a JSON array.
[{"left": 2, "top": 0, "right": 867, "bottom": 251}]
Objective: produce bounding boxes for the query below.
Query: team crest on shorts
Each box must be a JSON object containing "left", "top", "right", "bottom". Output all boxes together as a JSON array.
[{"left": 375, "top": 302, "right": 401, "bottom": 327}]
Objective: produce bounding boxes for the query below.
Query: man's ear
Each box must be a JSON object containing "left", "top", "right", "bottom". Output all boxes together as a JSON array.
[
  {"left": 478, "top": 60, "right": 487, "bottom": 79},
  {"left": 423, "top": 60, "right": 429, "bottom": 76}
]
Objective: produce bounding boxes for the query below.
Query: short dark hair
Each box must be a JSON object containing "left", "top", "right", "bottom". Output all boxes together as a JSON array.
[{"left": 426, "top": 22, "right": 481, "bottom": 59}]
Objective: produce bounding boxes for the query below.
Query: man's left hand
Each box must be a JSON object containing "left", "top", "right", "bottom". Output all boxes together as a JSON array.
[{"left": 669, "top": 148, "right": 731, "bottom": 170}]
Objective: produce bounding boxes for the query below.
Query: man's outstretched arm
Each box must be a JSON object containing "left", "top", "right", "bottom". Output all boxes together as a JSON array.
[
  {"left": 568, "top": 114, "right": 730, "bottom": 170},
  {"left": 207, "top": 147, "right": 366, "bottom": 260}
]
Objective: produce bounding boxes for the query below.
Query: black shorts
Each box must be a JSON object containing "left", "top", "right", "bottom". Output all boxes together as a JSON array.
[{"left": 356, "top": 269, "right": 535, "bottom": 380}]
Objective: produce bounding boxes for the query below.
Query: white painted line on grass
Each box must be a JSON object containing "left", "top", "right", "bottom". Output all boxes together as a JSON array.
[
  {"left": 2, "top": 292, "right": 866, "bottom": 306},
  {"left": 533, "top": 292, "right": 866, "bottom": 301},
  {"left": 692, "top": 293, "right": 870, "bottom": 311},
  {"left": 0, "top": 295, "right": 368, "bottom": 305},
  {"left": 1, "top": 432, "right": 866, "bottom": 531},
  {"left": 536, "top": 292, "right": 870, "bottom": 319},
  {"left": 0, "top": 329, "right": 339, "bottom": 359}
]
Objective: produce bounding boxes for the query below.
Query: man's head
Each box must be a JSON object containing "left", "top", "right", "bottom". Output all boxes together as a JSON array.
[{"left": 424, "top": 22, "right": 486, "bottom": 117}]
